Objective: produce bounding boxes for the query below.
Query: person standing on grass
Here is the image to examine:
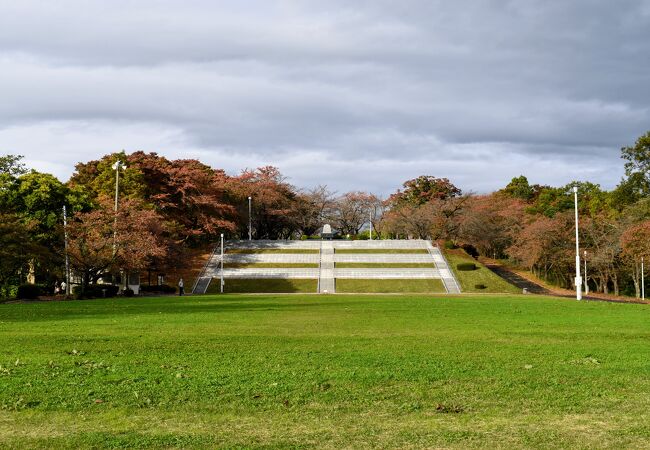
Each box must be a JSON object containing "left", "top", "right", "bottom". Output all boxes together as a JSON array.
[{"left": 178, "top": 278, "right": 184, "bottom": 296}]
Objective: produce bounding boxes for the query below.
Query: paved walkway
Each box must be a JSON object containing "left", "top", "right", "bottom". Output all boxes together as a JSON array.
[{"left": 318, "top": 241, "right": 335, "bottom": 293}]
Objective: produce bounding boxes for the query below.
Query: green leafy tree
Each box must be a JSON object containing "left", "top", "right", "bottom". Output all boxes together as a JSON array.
[
  {"left": 388, "top": 176, "right": 461, "bottom": 207},
  {"left": 501, "top": 175, "right": 534, "bottom": 201},
  {"left": 68, "top": 151, "right": 145, "bottom": 202},
  {"left": 621, "top": 131, "right": 650, "bottom": 180},
  {"left": 0, "top": 214, "right": 46, "bottom": 298}
]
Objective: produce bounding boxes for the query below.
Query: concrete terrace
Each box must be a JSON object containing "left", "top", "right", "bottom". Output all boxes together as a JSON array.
[{"left": 192, "top": 239, "right": 461, "bottom": 294}]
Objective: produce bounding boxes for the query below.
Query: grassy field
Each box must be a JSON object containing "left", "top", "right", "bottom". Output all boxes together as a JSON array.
[
  {"left": 205, "top": 278, "right": 317, "bottom": 293},
  {"left": 227, "top": 263, "right": 319, "bottom": 269},
  {"left": 445, "top": 249, "right": 520, "bottom": 294},
  {"left": 335, "top": 262, "right": 433, "bottom": 268},
  {"left": 1, "top": 294, "right": 649, "bottom": 449},
  {"left": 226, "top": 248, "right": 318, "bottom": 254},
  {"left": 336, "top": 278, "right": 445, "bottom": 293},
  {"left": 335, "top": 249, "right": 429, "bottom": 254}
]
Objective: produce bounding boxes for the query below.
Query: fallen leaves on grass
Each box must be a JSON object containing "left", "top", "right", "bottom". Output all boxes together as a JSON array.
[
  {"left": 569, "top": 357, "right": 601, "bottom": 365},
  {"left": 435, "top": 403, "right": 464, "bottom": 414}
]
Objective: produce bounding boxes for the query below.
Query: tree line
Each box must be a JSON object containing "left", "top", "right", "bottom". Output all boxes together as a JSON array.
[{"left": 1, "top": 130, "right": 650, "bottom": 298}]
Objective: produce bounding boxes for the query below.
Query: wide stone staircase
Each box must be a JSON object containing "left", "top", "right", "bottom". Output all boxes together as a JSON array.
[{"left": 192, "top": 239, "right": 461, "bottom": 294}]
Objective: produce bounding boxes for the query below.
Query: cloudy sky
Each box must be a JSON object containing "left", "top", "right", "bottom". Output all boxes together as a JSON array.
[{"left": 1, "top": 1, "right": 649, "bottom": 195}]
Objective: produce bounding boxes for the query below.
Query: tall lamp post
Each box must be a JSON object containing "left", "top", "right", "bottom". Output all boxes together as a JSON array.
[
  {"left": 248, "top": 196, "right": 252, "bottom": 241},
  {"left": 63, "top": 205, "right": 71, "bottom": 296},
  {"left": 573, "top": 186, "right": 582, "bottom": 301},
  {"left": 583, "top": 250, "right": 588, "bottom": 296},
  {"left": 220, "top": 233, "right": 225, "bottom": 293},
  {"left": 642, "top": 256, "right": 645, "bottom": 302},
  {"left": 111, "top": 160, "right": 126, "bottom": 253},
  {"left": 112, "top": 160, "right": 126, "bottom": 212},
  {"left": 111, "top": 160, "right": 126, "bottom": 290}
]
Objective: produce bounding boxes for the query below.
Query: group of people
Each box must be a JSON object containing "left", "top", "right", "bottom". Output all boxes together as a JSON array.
[
  {"left": 54, "top": 280, "right": 67, "bottom": 295},
  {"left": 48, "top": 279, "right": 186, "bottom": 296}
]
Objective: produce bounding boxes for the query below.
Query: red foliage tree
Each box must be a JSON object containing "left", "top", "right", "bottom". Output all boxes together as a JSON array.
[{"left": 67, "top": 197, "right": 168, "bottom": 291}]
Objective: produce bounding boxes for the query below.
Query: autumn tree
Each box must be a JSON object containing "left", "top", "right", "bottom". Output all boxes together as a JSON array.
[
  {"left": 580, "top": 215, "right": 622, "bottom": 295},
  {"left": 459, "top": 194, "right": 526, "bottom": 258},
  {"left": 330, "top": 191, "right": 380, "bottom": 236},
  {"left": 128, "top": 152, "right": 237, "bottom": 242},
  {"left": 66, "top": 197, "right": 168, "bottom": 292},
  {"left": 294, "top": 185, "right": 336, "bottom": 237},
  {"left": 620, "top": 220, "right": 650, "bottom": 297},
  {"left": 507, "top": 213, "right": 575, "bottom": 287},
  {"left": 383, "top": 176, "right": 465, "bottom": 240},
  {"left": 234, "top": 166, "right": 300, "bottom": 239},
  {"left": 389, "top": 176, "right": 461, "bottom": 207}
]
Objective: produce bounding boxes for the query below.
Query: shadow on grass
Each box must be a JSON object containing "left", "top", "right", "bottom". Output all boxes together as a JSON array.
[{"left": 0, "top": 293, "right": 394, "bottom": 323}]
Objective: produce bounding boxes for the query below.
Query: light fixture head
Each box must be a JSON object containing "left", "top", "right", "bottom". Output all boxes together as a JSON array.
[{"left": 573, "top": 186, "right": 578, "bottom": 193}]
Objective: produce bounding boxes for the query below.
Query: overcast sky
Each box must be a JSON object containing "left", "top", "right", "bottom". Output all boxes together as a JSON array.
[{"left": 1, "top": 1, "right": 649, "bottom": 195}]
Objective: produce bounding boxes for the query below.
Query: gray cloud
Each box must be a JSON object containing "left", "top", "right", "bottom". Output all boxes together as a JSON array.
[{"left": 1, "top": 0, "right": 649, "bottom": 195}]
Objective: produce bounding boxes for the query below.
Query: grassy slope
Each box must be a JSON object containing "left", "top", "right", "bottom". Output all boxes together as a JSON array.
[
  {"left": 205, "top": 279, "right": 317, "bottom": 294},
  {"left": 335, "top": 263, "right": 433, "bottom": 268},
  {"left": 445, "top": 249, "right": 520, "bottom": 294},
  {"left": 336, "top": 278, "right": 445, "bottom": 293},
  {"left": 226, "top": 249, "right": 318, "bottom": 254},
  {"left": 335, "top": 249, "right": 429, "bottom": 254},
  {"left": 2, "top": 295, "right": 650, "bottom": 448},
  {"left": 227, "top": 263, "right": 318, "bottom": 269}
]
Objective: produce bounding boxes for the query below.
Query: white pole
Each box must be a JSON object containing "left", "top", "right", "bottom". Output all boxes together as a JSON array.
[
  {"left": 111, "top": 160, "right": 125, "bottom": 254},
  {"left": 584, "top": 250, "right": 588, "bottom": 295},
  {"left": 642, "top": 256, "right": 645, "bottom": 301},
  {"left": 63, "top": 205, "right": 71, "bottom": 296},
  {"left": 114, "top": 166, "right": 120, "bottom": 212},
  {"left": 248, "top": 196, "right": 252, "bottom": 241},
  {"left": 573, "top": 186, "right": 582, "bottom": 301},
  {"left": 220, "top": 233, "right": 224, "bottom": 294},
  {"left": 369, "top": 210, "right": 373, "bottom": 240}
]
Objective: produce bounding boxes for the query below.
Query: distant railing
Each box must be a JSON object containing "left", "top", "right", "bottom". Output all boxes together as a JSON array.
[{"left": 191, "top": 244, "right": 220, "bottom": 294}]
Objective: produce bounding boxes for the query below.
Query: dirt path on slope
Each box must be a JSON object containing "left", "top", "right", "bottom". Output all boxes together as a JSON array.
[{"left": 479, "top": 257, "right": 649, "bottom": 305}]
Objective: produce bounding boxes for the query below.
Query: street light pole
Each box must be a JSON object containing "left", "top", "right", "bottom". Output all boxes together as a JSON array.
[
  {"left": 583, "top": 250, "right": 588, "bottom": 295},
  {"left": 642, "top": 256, "right": 645, "bottom": 302},
  {"left": 111, "top": 160, "right": 126, "bottom": 253},
  {"left": 112, "top": 160, "right": 126, "bottom": 213},
  {"left": 220, "top": 233, "right": 224, "bottom": 294},
  {"left": 63, "top": 205, "right": 71, "bottom": 296},
  {"left": 248, "top": 196, "right": 252, "bottom": 241},
  {"left": 573, "top": 186, "right": 582, "bottom": 301}
]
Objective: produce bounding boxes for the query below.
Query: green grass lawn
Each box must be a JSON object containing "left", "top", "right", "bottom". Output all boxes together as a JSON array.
[
  {"left": 1, "top": 294, "right": 650, "bottom": 448},
  {"left": 335, "top": 262, "right": 433, "bottom": 268},
  {"left": 336, "top": 278, "right": 445, "bottom": 293},
  {"left": 226, "top": 249, "right": 318, "bottom": 254},
  {"left": 445, "top": 249, "right": 520, "bottom": 294},
  {"left": 206, "top": 278, "right": 317, "bottom": 293},
  {"left": 335, "top": 249, "right": 429, "bottom": 254},
  {"left": 227, "top": 263, "right": 319, "bottom": 269}
]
